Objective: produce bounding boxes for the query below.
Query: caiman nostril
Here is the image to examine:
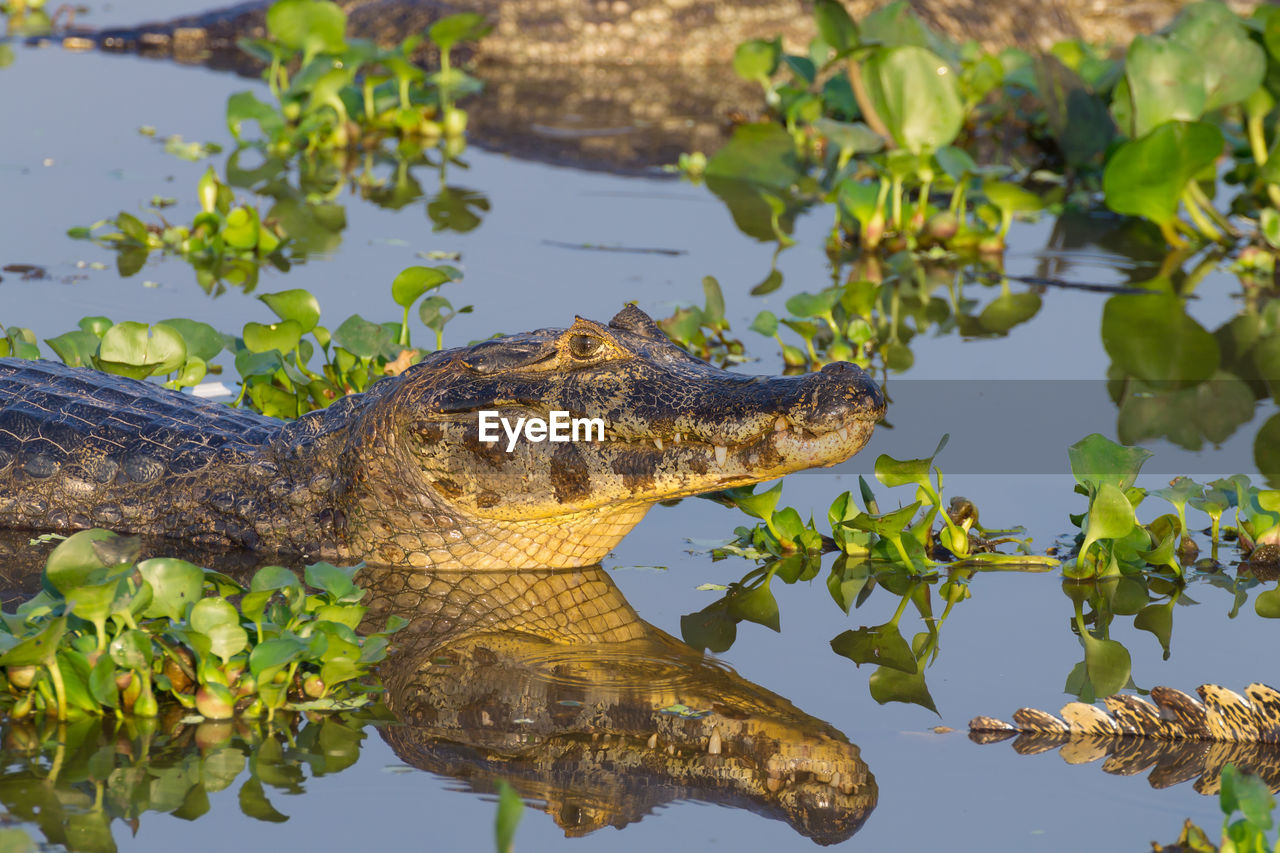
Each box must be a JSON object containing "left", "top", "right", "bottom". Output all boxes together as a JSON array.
[{"left": 819, "top": 361, "right": 858, "bottom": 377}]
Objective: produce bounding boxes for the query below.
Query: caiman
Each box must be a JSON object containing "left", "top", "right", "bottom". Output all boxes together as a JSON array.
[
  {"left": 361, "top": 563, "right": 878, "bottom": 844},
  {"left": 0, "top": 306, "right": 884, "bottom": 571},
  {"left": 969, "top": 684, "right": 1280, "bottom": 794}
]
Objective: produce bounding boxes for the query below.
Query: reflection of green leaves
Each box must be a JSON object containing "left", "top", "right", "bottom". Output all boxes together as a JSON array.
[
  {"left": 830, "top": 623, "right": 915, "bottom": 672},
  {"left": 495, "top": 781, "right": 524, "bottom": 853},
  {"left": 1102, "top": 292, "right": 1219, "bottom": 387},
  {"left": 726, "top": 582, "right": 781, "bottom": 632},
  {"left": 680, "top": 602, "right": 737, "bottom": 653}
]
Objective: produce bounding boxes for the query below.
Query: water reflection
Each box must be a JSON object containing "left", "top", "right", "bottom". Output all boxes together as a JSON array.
[{"left": 358, "top": 564, "right": 878, "bottom": 844}]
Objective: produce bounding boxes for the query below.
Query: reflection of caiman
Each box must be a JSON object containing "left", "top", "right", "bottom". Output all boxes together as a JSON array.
[
  {"left": 361, "top": 563, "right": 878, "bottom": 843},
  {"left": 969, "top": 684, "right": 1280, "bottom": 793},
  {"left": 57, "top": 0, "right": 1248, "bottom": 172},
  {"left": 0, "top": 306, "right": 883, "bottom": 570}
]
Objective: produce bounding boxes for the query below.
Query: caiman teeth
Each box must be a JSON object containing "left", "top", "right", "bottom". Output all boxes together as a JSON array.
[
  {"left": 654, "top": 437, "right": 664, "bottom": 451},
  {"left": 837, "top": 427, "right": 850, "bottom": 442},
  {"left": 674, "top": 432, "right": 683, "bottom": 443},
  {"left": 774, "top": 416, "right": 789, "bottom": 432},
  {"left": 713, "top": 444, "right": 728, "bottom": 468}
]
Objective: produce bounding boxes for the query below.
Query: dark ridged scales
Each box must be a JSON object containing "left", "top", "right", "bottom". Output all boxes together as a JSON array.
[{"left": 0, "top": 359, "right": 354, "bottom": 555}]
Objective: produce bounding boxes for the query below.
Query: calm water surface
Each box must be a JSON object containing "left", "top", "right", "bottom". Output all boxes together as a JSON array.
[{"left": 0, "top": 9, "right": 1275, "bottom": 851}]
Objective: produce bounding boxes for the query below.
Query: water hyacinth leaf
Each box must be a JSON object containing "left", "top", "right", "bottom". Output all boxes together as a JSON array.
[
  {"left": 333, "top": 315, "right": 393, "bottom": 360},
  {"left": 785, "top": 290, "right": 841, "bottom": 319},
  {"left": 1165, "top": 2, "right": 1265, "bottom": 112},
  {"left": 1067, "top": 434, "right": 1153, "bottom": 492},
  {"left": 496, "top": 780, "right": 524, "bottom": 853},
  {"left": 109, "top": 629, "right": 153, "bottom": 672},
  {"left": 222, "top": 207, "right": 260, "bottom": 250},
  {"left": 45, "top": 330, "right": 101, "bottom": 368},
  {"left": 862, "top": 46, "right": 964, "bottom": 152},
  {"left": 136, "top": 558, "right": 204, "bottom": 621},
  {"left": 0, "top": 617, "right": 65, "bottom": 667},
  {"left": 159, "top": 318, "right": 229, "bottom": 363},
  {"left": 267, "top": 0, "right": 347, "bottom": 62},
  {"left": 257, "top": 290, "right": 321, "bottom": 334},
  {"left": 814, "top": 0, "right": 858, "bottom": 56},
  {"left": 98, "top": 321, "right": 187, "bottom": 378},
  {"left": 64, "top": 579, "right": 120, "bottom": 629},
  {"left": 391, "top": 266, "right": 455, "bottom": 308},
  {"left": 724, "top": 481, "right": 784, "bottom": 520},
  {"left": 56, "top": 650, "right": 101, "bottom": 714},
  {"left": 44, "top": 529, "right": 120, "bottom": 595},
  {"left": 814, "top": 118, "right": 884, "bottom": 160},
  {"left": 249, "top": 637, "right": 308, "bottom": 681},
  {"left": 1079, "top": 483, "right": 1137, "bottom": 565},
  {"left": 727, "top": 583, "right": 781, "bottom": 631},
  {"left": 1221, "top": 764, "right": 1275, "bottom": 829},
  {"left": 428, "top": 12, "right": 492, "bottom": 53},
  {"left": 875, "top": 434, "right": 948, "bottom": 490},
  {"left": 1102, "top": 293, "right": 1219, "bottom": 387},
  {"left": 88, "top": 653, "right": 120, "bottom": 709},
  {"left": 830, "top": 623, "right": 916, "bottom": 672},
  {"left": 1102, "top": 121, "right": 1222, "bottom": 227},
  {"left": 243, "top": 319, "right": 303, "bottom": 355},
  {"left": 846, "top": 502, "right": 921, "bottom": 536},
  {"left": 1120, "top": 35, "right": 1205, "bottom": 137},
  {"left": 733, "top": 37, "right": 781, "bottom": 83},
  {"left": 305, "top": 562, "right": 364, "bottom": 603}
]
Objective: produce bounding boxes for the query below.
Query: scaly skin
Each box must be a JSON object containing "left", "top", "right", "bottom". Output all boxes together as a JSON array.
[
  {"left": 969, "top": 684, "right": 1280, "bottom": 793},
  {"left": 0, "top": 306, "right": 884, "bottom": 569},
  {"left": 361, "top": 563, "right": 878, "bottom": 843}
]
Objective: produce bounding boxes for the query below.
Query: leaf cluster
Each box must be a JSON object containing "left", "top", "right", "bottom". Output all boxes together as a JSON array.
[{"left": 0, "top": 529, "right": 404, "bottom": 722}]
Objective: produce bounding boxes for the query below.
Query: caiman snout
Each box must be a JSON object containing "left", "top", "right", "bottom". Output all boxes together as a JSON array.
[{"left": 800, "top": 361, "right": 887, "bottom": 434}]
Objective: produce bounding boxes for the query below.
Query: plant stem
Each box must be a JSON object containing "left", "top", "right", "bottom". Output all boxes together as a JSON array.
[{"left": 1178, "top": 188, "right": 1222, "bottom": 243}]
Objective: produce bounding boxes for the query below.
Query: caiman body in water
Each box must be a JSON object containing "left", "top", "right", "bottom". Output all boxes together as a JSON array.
[
  {"left": 0, "top": 306, "right": 883, "bottom": 569},
  {"left": 362, "top": 563, "right": 877, "bottom": 843}
]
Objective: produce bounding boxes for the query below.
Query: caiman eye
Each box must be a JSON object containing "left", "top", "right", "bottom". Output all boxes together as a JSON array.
[{"left": 568, "top": 334, "right": 604, "bottom": 360}]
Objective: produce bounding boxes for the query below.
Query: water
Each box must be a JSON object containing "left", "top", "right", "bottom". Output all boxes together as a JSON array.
[{"left": 0, "top": 9, "right": 1276, "bottom": 852}]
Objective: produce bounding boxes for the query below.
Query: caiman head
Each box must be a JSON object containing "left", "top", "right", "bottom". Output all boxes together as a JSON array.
[{"left": 337, "top": 305, "right": 885, "bottom": 569}]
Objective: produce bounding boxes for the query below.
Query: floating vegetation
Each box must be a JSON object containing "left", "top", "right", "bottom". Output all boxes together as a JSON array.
[
  {"left": 1154, "top": 765, "right": 1278, "bottom": 852},
  {"left": 0, "top": 264, "right": 470, "bottom": 419},
  {"left": 690, "top": 0, "right": 1280, "bottom": 263},
  {"left": 0, "top": 529, "right": 403, "bottom": 721},
  {"left": 229, "top": 1, "right": 489, "bottom": 156}
]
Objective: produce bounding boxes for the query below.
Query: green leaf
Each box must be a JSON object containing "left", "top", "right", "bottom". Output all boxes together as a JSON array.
[
  {"left": 226, "top": 91, "right": 285, "bottom": 143},
  {"left": 159, "top": 318, "right": 230, "bottom": 363},
  {"left": 137, "top": 557, "right": 204, "bottom": 621},
  {"left": 724, "top": 481, "right": 784, "bottom": 521},
  {"left": 0, "top": 617, "right": 65, "bottom": 667},
  {"left": 1166, "top": 3, "right": 1266, "bottom": 112},
  {"left": 258, "top": 290, "right": 321, "bottom": 333},
  {"left": 1120, "top": 35, "right": 1205, "bottom": 137},
  {"left": 45, "top": 330, "right": 101, "bottom": 368},
  {"left": 243, "top": 319, "right": 303, "bottom": 355},
  {"left": 332, "top": 315, "right": 393, "bottom": 360},
  {"left": 863, "top": 46, "right": 964, "bottom": 152},
  {"left": 1080, "top": 630, "right": 1132, "bottom": 698},
  {"left": 1079, "top": 483, "right": 1138, "bottom": 567},
  {"left": 108, "top": 629, "right": 153, "bottom": 672},
  {"left": 428, "top": 12, "right": 492, "bottom": 54},
  {"left": 1102, "top": 120, "right": 1222, "bottom": 227},
  {"left": 1254, "top": 587, "right": 1280, "bottom": 619},
  {"left": 249, "top": 637, "right": 307, "bottom": 678},
  {"left": 267, "top": 0, "right": 347, "bottom": 62},
  {"left": 391, "top": 266, "right": 455, "bottom": 308},
  {"left": 1067, "top": 434, "right": 1153, "bottom": 492},
  {"left": 705, "top": 123, "right": 803, "bottom": 191},
  {"left": 814, "top": 0, "right": 858, "bottom": 56},
  {"left": 304, "top": 562, "right": 364, "bottom": 603},
  {"left": 495, "top": 780, "right": 524, "bottom": 853},
  {"left": 43, "top": 529, "right": 119, "bottom": 595},
  {"left": 732, "top": 38, "right": 781, "bottom": 83},
  {"left": 97, "top": 321, "right": 187, "bottom": 377}
]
